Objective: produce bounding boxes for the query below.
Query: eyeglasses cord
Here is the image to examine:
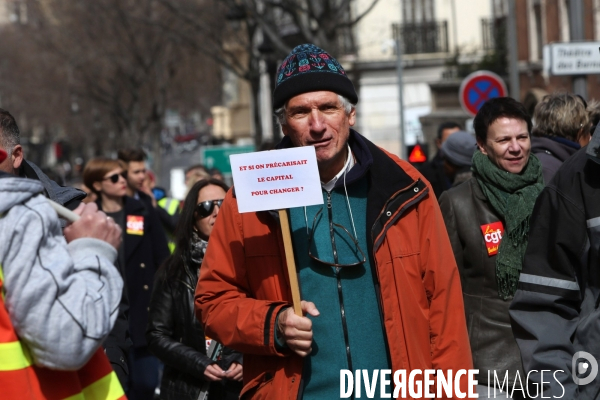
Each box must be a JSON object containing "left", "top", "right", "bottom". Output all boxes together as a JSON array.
[{"left": 303, "top": 145, "right": 358, "bottom": 241}]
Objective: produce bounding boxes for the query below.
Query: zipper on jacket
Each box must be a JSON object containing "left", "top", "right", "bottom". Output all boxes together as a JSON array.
[{"left": 327, "top": 191, "right": 354, "bottom": 374}]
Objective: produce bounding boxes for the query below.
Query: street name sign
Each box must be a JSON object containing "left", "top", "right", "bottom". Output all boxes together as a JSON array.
[{"left": 543, "top": 42, "right": 600, "bottom": 76}]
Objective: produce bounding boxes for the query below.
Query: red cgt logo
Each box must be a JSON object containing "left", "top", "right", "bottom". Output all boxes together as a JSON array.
[
  {"left": 126, "top": 215, "right": 144, "bottom": 236},
  {"left": 480, "top": 221, "right": 504, "bottom": 256}
]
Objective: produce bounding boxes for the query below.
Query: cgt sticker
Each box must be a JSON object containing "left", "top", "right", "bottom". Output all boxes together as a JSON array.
[
  {"left": 480, "top": 221, "right": 504, "bottom": 256},
  {"left": 127, "top": 215, "right": 144, "bottom": 236}
]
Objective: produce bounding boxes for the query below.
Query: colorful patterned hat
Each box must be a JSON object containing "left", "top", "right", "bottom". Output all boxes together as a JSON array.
[{"left": 273, "top": 44, "right": 358, "bottom": 109}]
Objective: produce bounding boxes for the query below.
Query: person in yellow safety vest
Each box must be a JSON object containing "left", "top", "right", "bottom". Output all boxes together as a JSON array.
[
  {"left": 157, "top": 196, "right": 181, "bottom": 253},
  {"left": 141, "top": 171, "right": 180, "bottom": 254},
  {"left": 0, "top": 148, "right": 126, "bottom": 400}
]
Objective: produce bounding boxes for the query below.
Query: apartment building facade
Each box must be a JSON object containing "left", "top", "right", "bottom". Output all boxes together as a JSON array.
[{"left": 347, "top": 0, "right": 495, "bottom": 156}]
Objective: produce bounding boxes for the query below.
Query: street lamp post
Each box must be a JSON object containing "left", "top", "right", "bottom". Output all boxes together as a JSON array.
[
  {"left": 394, "top": 23, "right": 405, "bottom": 160},
  {"left": 569, "top": 0, "right": 587, "bottom": 99},
  {"left": 506, "top": 0, "right": 520, "bottom": 100}
]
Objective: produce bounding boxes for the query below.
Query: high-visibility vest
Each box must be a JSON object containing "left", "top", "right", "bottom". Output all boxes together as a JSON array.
[
  {"left": 0, "top": 264, "right": 126, "bottom": 400},
  {"left": 157, "top": 197, "right": 180, "bottom": 254}
]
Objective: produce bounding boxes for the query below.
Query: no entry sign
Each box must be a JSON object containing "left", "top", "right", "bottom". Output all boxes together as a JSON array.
[{"left": 459, "top": 71, "right": 508, "bottom": 116}]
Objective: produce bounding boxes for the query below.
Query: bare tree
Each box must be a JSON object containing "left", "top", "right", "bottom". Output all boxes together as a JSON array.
[
  {"left": 156, "top": 0, "right": 381, "bottom": 145},
  {"left": 0, "top": 0, "right": 221, "bottom": 167}
]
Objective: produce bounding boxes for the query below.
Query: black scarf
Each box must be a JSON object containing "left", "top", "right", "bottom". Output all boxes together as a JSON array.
[{"left": 190, "top": 230, "right": 208, "bottom": 265}]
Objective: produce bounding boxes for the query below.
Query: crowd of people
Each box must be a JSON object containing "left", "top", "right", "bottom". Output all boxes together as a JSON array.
[{"left": 1, "top": 42, "right": 600, "bottom": 400}]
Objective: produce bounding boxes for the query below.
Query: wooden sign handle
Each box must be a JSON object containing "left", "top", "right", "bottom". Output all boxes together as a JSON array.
[{"left": 278, "top": 209, "right": 303, "bottom": 316}]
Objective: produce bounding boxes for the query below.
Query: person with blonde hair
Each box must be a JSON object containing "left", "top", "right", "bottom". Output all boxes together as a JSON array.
[{"left": 531, "top": 92, "right": 588, "bottom": 182}]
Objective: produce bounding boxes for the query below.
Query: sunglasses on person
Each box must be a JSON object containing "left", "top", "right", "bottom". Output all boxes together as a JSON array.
[
  {"left": 196, "top": 199, "right": 224, "bottom": 218},
  {"left": 103, "top": 172, "right": 127, "bottom": 184}
]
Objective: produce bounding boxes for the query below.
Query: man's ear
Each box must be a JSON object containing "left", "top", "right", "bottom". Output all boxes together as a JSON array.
[
  {"left": 11, "top": 145, "right": 23, "bottom": 171},
  {"left": 348, "top": 107, "right": 357, "bottom": 127}
]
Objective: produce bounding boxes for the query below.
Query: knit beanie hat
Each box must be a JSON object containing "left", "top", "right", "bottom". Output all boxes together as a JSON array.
[
  {"left": 273, "top": 44, "right": 358, "bottom": 110},
  {"left": 441, "top": 131, "right": 477, "bottom": 167}
]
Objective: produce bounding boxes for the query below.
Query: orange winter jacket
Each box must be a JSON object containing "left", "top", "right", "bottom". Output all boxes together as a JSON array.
[{"left": 196, "top": 132, "right": 473, "bottom": 399}]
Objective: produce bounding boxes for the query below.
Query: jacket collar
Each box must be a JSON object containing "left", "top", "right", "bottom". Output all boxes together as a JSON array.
[
  {"left": 273, "top": 130, "right": 424, "bottom": 251},
  {"left": 587, "top": 131, "right": 600, "bottom": 165},
  {"left": 532, "top": 136, "right": 579, "bottom": 162},
  {"left": 275, "top": 129, "right": 424, "bottom": 250},
  {"left": 20, "top": 159, "right": 86, "bottom": 206},
  {"left": 470, "top": 176, "right": 488, "bottom": 201},
  {"left": 274, "top": 128, "right": 419, "bottom": 213},
  {"left": 96, "top": 195, "right": 146, "bottom": 215}
]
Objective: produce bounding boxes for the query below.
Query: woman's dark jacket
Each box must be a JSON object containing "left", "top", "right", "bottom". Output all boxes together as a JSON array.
[
  {"left": 439, "top": 178, "right": 523, "bottom": 387},
  {"left": 97, "top": 196, "right": 170, "bottom": 349},
  {"left": 147, "top": 260, "right": 242, "bottom": 400},
  {"left": 531, "top": 135, "right": 579, "bottom": 183}
]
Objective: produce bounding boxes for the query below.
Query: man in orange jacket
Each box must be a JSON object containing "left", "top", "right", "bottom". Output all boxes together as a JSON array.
[
  {"left": 196, "top": 44, "right": 472, "bottom": 399},
  {"left": 0, "top": 148, "right": 126, "bottom": 399}
]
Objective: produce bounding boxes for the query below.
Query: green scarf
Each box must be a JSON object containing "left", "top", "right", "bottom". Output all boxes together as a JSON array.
[{"left": 472, "top": 151, "right": 544, "bottom": 300}]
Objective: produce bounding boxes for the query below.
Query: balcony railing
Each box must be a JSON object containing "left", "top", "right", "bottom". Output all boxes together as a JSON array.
[
  {"left": 481, "top": 17, "right": 506, "bottom": 51},
  {"left": 393, "top": 21, "right": 449, "bottom": 55}
]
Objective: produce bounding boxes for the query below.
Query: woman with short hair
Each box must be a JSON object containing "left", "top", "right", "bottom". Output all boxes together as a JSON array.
[{"left": 439, "top": 97, "right": 544, "bottom": 399}]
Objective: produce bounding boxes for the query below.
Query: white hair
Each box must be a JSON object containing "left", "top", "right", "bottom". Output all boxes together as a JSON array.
[{"left": 274, "top": 94, "right": 356, "bottom": 126}]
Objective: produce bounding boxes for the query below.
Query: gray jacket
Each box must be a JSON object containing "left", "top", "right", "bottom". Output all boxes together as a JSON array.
[
  {"left": 531, "top": 136, "right": 579, "bottom": 184},
  {"left": 509, "top": 142, "right": 600, "bottom": 399},
  {"left": 0, "top": 174, "right": 123, "bottom": 370}
]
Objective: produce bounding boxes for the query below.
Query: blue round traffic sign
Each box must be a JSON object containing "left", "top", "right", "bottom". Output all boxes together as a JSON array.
[{"left": 459, "top": 71, "right": 508, "bottom": 116}]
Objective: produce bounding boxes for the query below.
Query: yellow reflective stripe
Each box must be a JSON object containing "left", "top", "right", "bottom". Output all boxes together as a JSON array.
[
  {"left": 166, "top": 199, "right": 179, "bottom": 215},
  {"left": 0, "top": 340, "right": 32, "bottom": 371},
  {"left": 158, "top": 198, "right": 179, "bottom": 215},
  {"left": 63, "top": 371, "right": 124, "bottom": 400}
]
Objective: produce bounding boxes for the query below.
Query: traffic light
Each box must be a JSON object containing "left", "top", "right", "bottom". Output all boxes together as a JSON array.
[{"left": 407, "top": 143, "right": 429, "bottom": 164}]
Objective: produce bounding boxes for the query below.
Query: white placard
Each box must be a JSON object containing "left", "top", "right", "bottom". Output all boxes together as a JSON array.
[
  {"left": 544, "top": 42, "right": 600, "bottom": 75},
  {"left": 230, "top": 147, "right": 323, "bottom": 213}
]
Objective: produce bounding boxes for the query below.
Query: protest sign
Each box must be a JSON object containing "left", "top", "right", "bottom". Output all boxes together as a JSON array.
[
  {"left": 230, "top": 146, "right": 323, "bottom": 213},
  {"left": 230, "top": 146, "right": 323, "bottom": 315}
]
